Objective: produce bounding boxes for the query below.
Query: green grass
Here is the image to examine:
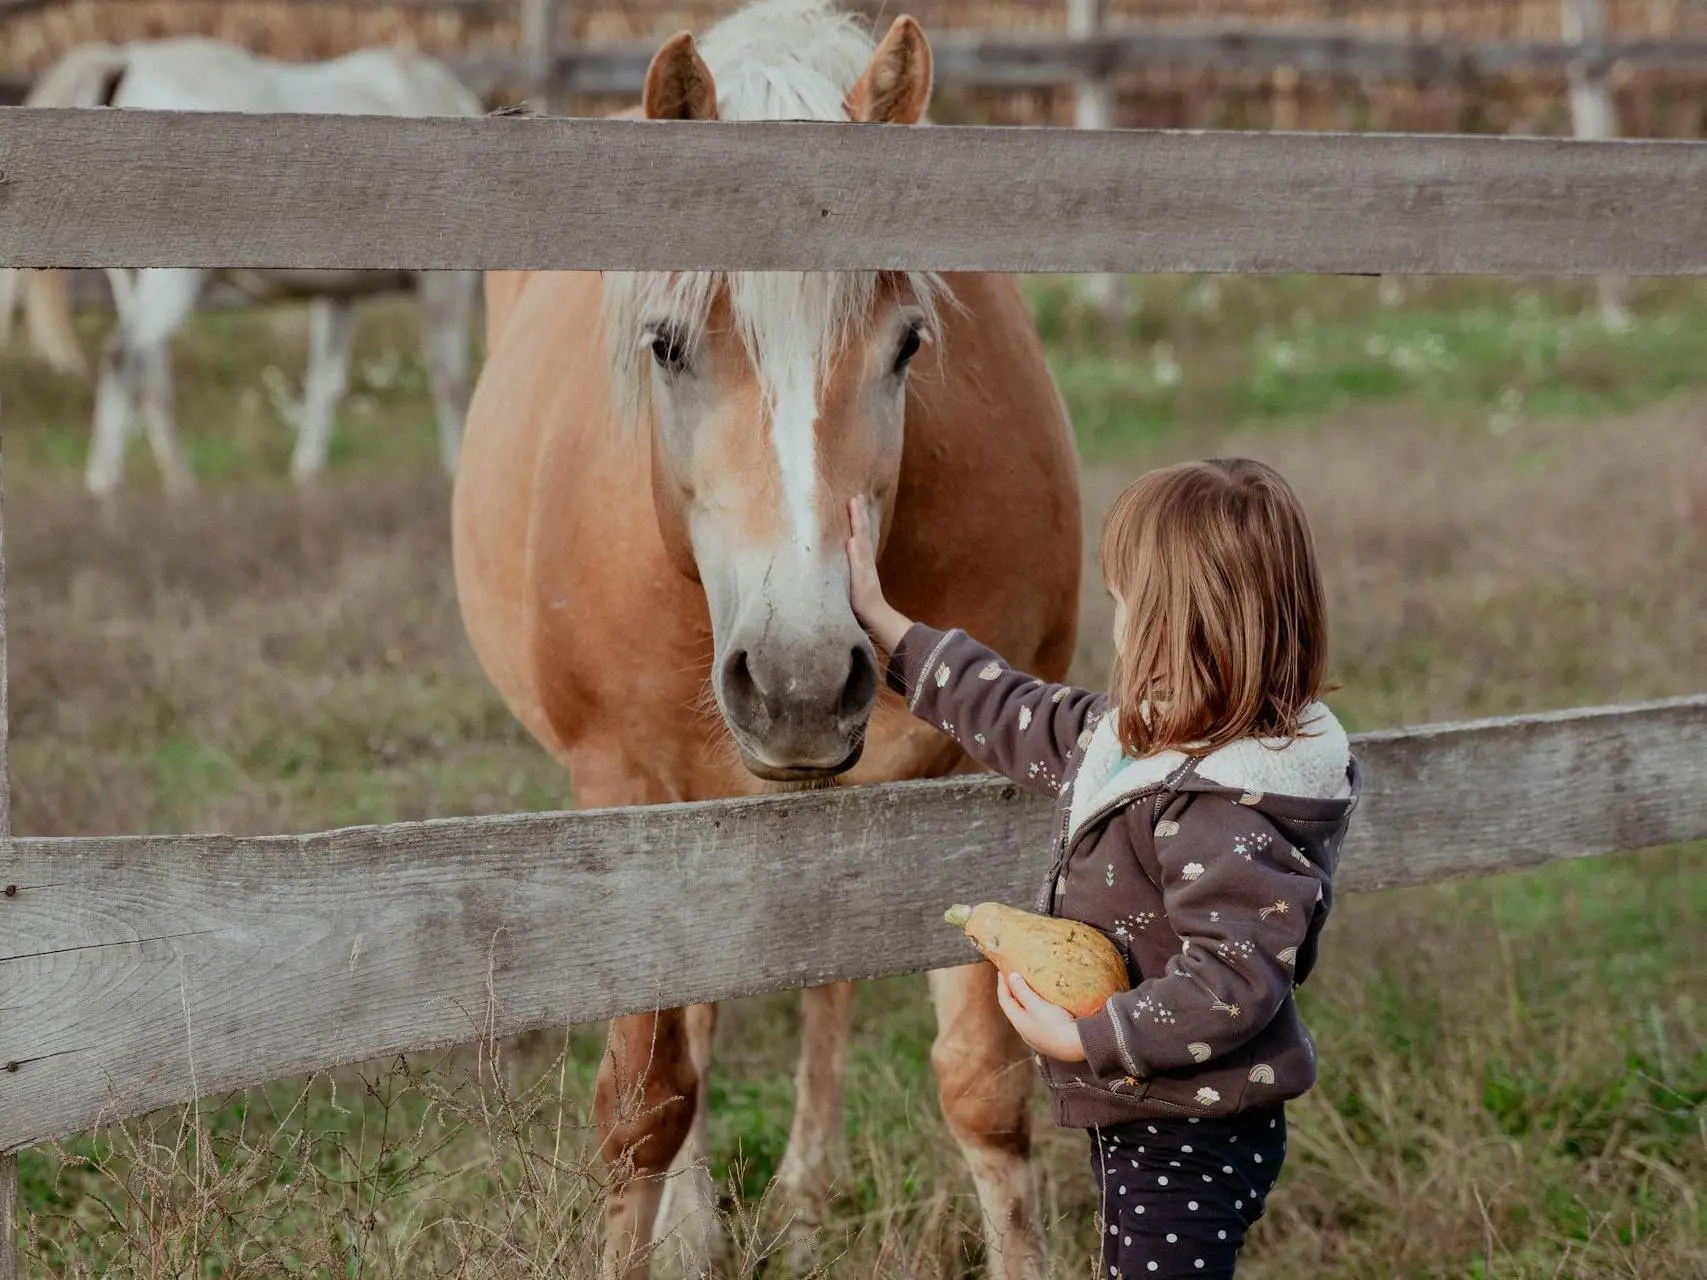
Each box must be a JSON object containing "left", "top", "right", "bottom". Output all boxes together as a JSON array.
[
  {"left": 10, "top": 275, "right": 1707, "bottom": 484},
  {"left": 1, "top": 303, "right": 481, "bottom": 486},
  {"left": 1024, "top": 275, "right": 1707, "bottom": 461}
]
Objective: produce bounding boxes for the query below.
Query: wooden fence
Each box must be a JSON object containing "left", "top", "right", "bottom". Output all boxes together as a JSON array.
[
  {"left": 8, "top": 4, "right": 1707, "bottom": 107},
  {"left": 3, "top": 107, "right": 1707, "bottom": 1274},
  {"left": 6, "top": 694, "right": 1707, "bottom": 1155},
  {"left": 9, "top": 111, "right": 1707, "bottom": 274}
]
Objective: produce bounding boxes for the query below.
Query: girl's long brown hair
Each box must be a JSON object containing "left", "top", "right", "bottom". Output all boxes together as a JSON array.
[{"left": 1100, "top": 458, "right": 1329, "bottom": 759}]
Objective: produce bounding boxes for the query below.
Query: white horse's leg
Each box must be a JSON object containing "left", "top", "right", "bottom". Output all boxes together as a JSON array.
[
  {"left": 928, "top": 963, "right": 1047, "bottom": 1279},
  {"left": 416, "top": 269, "right": 475, "bottom": 476},
  {"left": 290, "top": 297, "right": 355, "bottom": 484},
  {"left": 651, "top": 1002, "right": 727, "bottom": 1276},
  {"left": 138, "top": 340, "right": 194, "bottom": 497},
  {"left": 132, "top": 270, "right": 204, "bottom": 496},
  {"left": 89, "top": 268, "right": 202, "bottom": 496},
  {"left": 775, "top": 981, "right": 855, "bottom": 1256},
  {"left": 87, "top": 273, "right": 140, "bottom": 496}
]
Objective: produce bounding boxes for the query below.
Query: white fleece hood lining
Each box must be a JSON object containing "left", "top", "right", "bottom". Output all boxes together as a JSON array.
[{"left": 1066, "top": 702, "right": 1352, "bottom": 844}]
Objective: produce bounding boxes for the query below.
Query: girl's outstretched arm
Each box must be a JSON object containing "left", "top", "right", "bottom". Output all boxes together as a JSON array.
[{"left": 846, "top": 498, "right": 1104, "bottom": 798}]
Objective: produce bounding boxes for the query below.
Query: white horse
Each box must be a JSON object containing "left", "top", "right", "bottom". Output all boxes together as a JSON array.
[{"left": 0, "top": 38, "right": 483, "bottom": 493}]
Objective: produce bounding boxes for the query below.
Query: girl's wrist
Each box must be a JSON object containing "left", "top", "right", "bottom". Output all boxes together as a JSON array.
[{"left": 874, "top": 607, "right": 914, "bottom": 652}]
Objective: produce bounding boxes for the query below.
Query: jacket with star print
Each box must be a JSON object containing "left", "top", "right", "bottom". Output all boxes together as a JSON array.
[{"left": 889, "top": 622, "right": 1361, "bottom": 1129}]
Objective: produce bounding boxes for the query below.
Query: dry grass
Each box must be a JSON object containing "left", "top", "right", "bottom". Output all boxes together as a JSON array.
[
  {"left": 1072, "top": 399, "right": 1707, "bottom": 724},
  {"left": 2, "top": 288, "right": 1704, "bottom": 1275},
  {"left": 5, "top": 473, "right": 547, "bottom": 838}
]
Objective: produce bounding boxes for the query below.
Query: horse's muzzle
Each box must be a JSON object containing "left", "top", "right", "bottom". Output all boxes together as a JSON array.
[{"left": 718, "top": 640, "right": 878, "bottom": 779}]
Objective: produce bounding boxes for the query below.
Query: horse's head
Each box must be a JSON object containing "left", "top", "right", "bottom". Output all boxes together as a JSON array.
[{"left": 605, "top": 8, "right": 938, "bottom": 782}]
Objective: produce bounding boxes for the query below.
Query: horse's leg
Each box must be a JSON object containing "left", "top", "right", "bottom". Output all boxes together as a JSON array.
[
  {"left": 88, "top": 268, "right": 201, "bottom": 496},
  {"left": 87, "top": 269, "right": 140, "bottom": 495},
  {"left": 928, "top": 962, "right": 1047, "bottom": 1279},
  {"left": 138, "top": 339, "right": 195, "bottom": 498},
  {"left": 581, "top": 766, "right": 717, "bottom": 1280},
  {"left": 290, "top": 297, "right": 355, "bottom": 484},
  {"left": 774, "top": 980, "right": 856, "bottom": 1254},
  {"left": 651, "top": 1001, "right": 727, "bottom": 1276},
  {"left": 126, "top": 269, "right": 201, "bottom": 495},
  {"left": 597, "top": 1007, "right": 704, "bottom": 1280},
  {"left": 416, "top": 269, "right": 475, "bottom": 477},
  {"left": 87, "top": 330, "right": 140, "bottom": 496}
]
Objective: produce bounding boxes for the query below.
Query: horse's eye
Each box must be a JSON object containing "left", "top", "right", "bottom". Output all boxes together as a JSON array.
[
  {"left": 650, "top": 329, "right": 689, "bottom": 375},
  {"left": 893, "top": 323, "right": 924, "bottom": 374}
]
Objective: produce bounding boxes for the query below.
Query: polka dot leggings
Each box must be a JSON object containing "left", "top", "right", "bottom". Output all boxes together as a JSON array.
[{"left": 1090, "top": 1105, "right": 1286, "bottom": 1279}]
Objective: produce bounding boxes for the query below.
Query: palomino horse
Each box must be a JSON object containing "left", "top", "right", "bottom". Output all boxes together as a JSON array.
[
  {"left": 0, "top": 38, "right": 481, "bottom": 493},
  {"left": 452, "top": 1, "right": 1081, "bottom": 1274}
]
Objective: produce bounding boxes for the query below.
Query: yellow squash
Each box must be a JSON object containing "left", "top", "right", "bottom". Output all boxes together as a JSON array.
[{"left": 944, "top": 902, "right": 1129, "bottom": 1018}]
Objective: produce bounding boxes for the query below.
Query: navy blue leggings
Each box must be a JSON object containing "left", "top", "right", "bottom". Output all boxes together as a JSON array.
[{"left": 1090, "top": 1106, "right": 1286, "bottom": 1279}]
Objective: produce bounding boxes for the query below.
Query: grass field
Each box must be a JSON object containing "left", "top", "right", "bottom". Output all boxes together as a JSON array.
[{"left": 2, "top": 275, "right": 1704, "bottom": 1277}]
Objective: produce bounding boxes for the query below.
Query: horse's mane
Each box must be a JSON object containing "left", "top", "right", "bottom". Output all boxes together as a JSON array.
[{"left": 600, "top": 0, "right": 944, "bottom": 433}]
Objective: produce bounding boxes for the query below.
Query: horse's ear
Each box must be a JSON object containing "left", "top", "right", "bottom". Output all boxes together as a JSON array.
[
  {"left": 644, "top": 31, "right": 718, "bottom": 121},
  {"left": 846, "top": 16, "right": 932, "bottom": 125}
]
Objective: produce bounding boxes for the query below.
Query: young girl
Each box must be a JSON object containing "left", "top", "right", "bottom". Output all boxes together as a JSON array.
[{"left": 846, "top": 458, "right": 1359, "bottom": 1280}]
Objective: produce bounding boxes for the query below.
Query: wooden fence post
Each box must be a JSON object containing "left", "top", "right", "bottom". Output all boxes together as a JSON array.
[
  {"left": 1563, "top": 0, "right": 1630, "bottom": 326},
  {"left": 1, "top": 393, "right": 19, "bottom": 1280},
  {"left": 523, "top": 0, "right": 564, "bottom": 114},
  {"left": 1067, "top": 0, "right": 1127, "bottom": 330},
  {"left": 0, "top": 1159, "right": 14, "bottom": 1280}
]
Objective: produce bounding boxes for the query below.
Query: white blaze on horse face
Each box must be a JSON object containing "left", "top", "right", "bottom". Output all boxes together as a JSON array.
[
  {"left": 725, "top": 267, "right": 858, "bottom": 563},
  {"left": 719, "top": 296, "right": 868, "bottom": 776},
  {"left": 766, "top": 349, "right": 822, "bottom": 556}
]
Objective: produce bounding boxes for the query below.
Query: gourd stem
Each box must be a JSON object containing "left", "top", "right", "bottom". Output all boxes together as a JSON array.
[{"left": 944, "top": 903, "right": 973, "bottom": 928}]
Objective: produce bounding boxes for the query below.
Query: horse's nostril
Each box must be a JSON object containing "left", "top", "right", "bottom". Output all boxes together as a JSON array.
[
  {"left": 839, "top": 646, "right": 878, "bottom": 721},
  {"left": 721, "top": 648, "right": 766, "bottom": 724}
]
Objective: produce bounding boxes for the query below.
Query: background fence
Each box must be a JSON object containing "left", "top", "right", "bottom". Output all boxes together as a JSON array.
[
  {"left": 7, "top": 0, "right": 1704, "bottom": 326},
  {"left": 10, "top": 0, "right": 1707, "bottom": 136},
  {"left": 4, "top": 0, "right": 1702, "bottom": 319},
  {"left": 2, "top": 106, "right": 1707, "bottom": 1278}
]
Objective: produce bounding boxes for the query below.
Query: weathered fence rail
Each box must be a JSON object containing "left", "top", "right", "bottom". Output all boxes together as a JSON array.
[
  {"left": 6, "top": 111, "right": 1707, "bottom": 274},
  {"left": 4, "top": 694, "right": 1706, "bottom": 1154}
]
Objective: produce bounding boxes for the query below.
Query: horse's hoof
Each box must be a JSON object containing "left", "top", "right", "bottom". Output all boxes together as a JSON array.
[{"left": 652, "top": 1162, "right": 731, "bottom": 1279}]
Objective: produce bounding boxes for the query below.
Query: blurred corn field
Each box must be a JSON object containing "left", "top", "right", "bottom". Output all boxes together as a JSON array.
[{"left": 7, "top": 0, "right": 1707, "bottom": 135}]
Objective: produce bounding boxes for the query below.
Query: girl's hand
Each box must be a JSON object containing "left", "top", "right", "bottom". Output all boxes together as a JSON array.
[
  {"left": 846, "top": 496, "right": 914, "bottom": 652},
  {"left": 995, "top": 971, "right": 1088, "bottom": 1063}
]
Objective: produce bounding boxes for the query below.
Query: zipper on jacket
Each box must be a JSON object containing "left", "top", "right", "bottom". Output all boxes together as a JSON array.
[
  {"left": 1038, "top": 801, "right": 1074, "bottom": 914},
  {"left": 1037, "top": 760, "right": 1198, "bottom": 915},
  {"left": 1038, "top": 779, "right": 1170, "bottom": 914}
]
